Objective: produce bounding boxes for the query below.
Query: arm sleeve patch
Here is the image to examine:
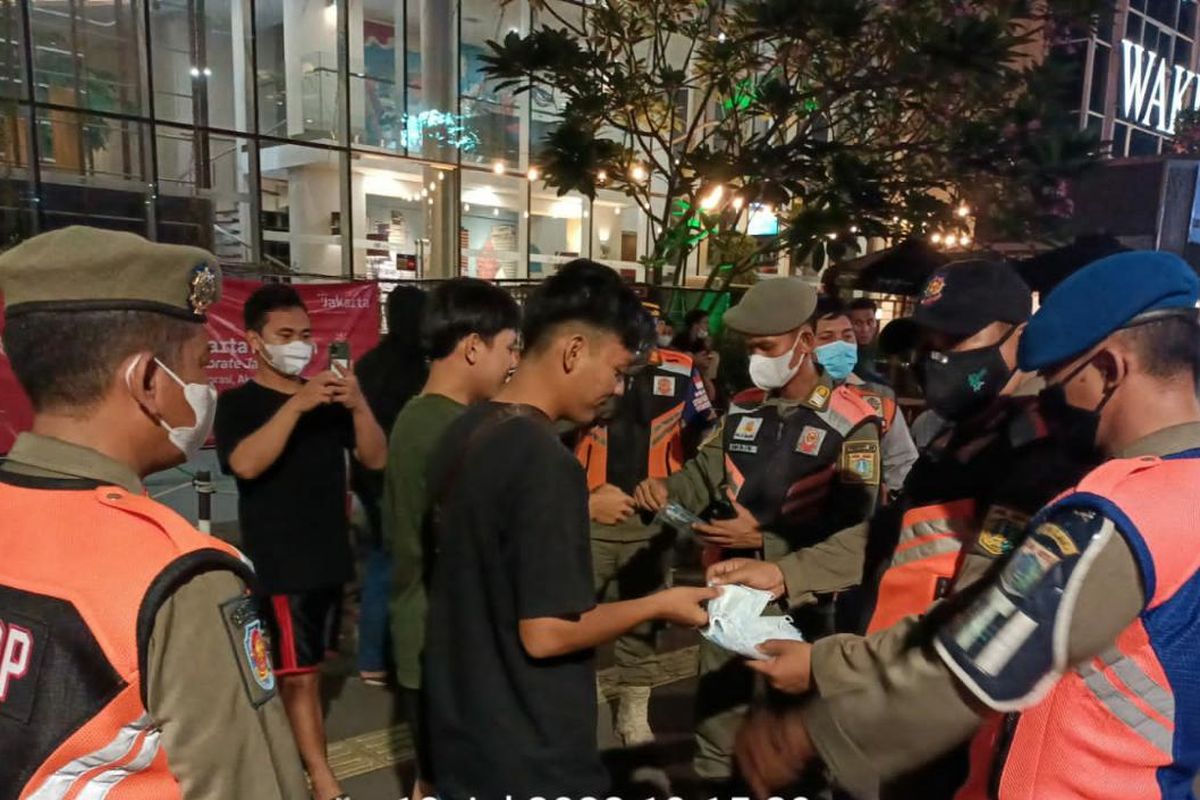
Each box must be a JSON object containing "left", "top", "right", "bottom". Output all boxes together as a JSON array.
[{"left": 933, "top": 506, "right": 1116, "bottom": 711}]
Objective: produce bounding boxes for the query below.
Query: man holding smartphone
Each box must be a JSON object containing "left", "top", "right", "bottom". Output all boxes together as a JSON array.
[{"left": 215, "top": 283, "right": 387, "bottom": 800}]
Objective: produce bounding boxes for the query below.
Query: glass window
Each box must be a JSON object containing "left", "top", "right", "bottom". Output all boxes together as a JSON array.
[
  {"left": 462, "top": 169, "right": 524, "bottom": 279},
  {"left": 254, "top": 0, "right": 342, "bottom": 144},
  {"left": 352, "top": 155, "right": 430, "bottom": 279},
  {"left": 156, "top": 127, "right": 254, "bottom": 257},
  {"left": 29, "top": 1, "right": 145, "bottom": 116},
  {"left": 1127, "top": 14, "right": 1144, "bottom": 44},
  {"left": 1129, "top": 128, "right": 1161, "bottom": 155},
  {"left": 0, "top": 105, "right": 35, "bottom": 243},
  {"left": 0, "top": 1, "right": 23, "bottom": 101},
  {"left": 1182, "top": 3, "right": 1197, "bottom": 37},
  {"left": 592, "top": 194, "right": 645, "bottom": 280},
  {"left": 460, "top": 0, "right": 526, "bottom": 171},
  {"left": 530, "top": 180, "right": 588, "bottom": 279},
  {"left": 1146, "top": 0, "right": 1177, "bottom": 27},
  {"left": 404, "top": 0, "right": 462, "bottom": 163},
  {"left": 259, "top": 142, "right": 346, "bottom": 274},
  {"left": 149, "top": 0, "right": 252, "bottom": 132},
  {"left": 1090, "top": 43, "right": 1110, "bottom": 113},
  {"left": 354, "top": 0, "right": 405, "bottom": 152},
  {"left": 1176, "top": 40, "right": 1192, "bottom": 66}
]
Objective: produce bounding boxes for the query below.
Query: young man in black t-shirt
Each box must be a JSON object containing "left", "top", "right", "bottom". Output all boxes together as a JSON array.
[
  {"left": 214, "top": 284, "right": 387, "bottom": 800},
  {"left": 423, "top": 261, "right": 717, "bottom": 800}
]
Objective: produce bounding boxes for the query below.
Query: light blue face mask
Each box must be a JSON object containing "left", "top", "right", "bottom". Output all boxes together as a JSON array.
[{"left": 815, "top": 340, "right": 859, "bottom": 381}]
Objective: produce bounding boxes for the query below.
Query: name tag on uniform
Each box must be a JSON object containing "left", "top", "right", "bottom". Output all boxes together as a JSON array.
[
  {"left": 729, "top": 443, "right": 759, "bottom": 454},
  {"left": 795, "top": 425, "right": 827, "bottom": 455},
  {"left": 733, "top": 417, "right": 764, "bottom": 441},
  {"left": 653, "top": 376, "right": 677, "bottom": 397}
]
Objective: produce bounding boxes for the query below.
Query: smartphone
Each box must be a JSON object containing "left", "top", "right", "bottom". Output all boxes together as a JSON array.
[{"left": 330, "top": 340, "right": 351, "bottom": 376}]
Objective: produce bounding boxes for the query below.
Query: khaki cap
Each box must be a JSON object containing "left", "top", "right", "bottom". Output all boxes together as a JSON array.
[
  {"left": 722, "top": 277, "right": 817, "bottom": 335},
  {"left": 0, "top": 226, "right": 221, "bottom": 322}
]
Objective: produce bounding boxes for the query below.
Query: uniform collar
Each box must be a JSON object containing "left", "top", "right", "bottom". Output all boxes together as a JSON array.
[
  {"left": 2, "top": 433, "right": 145, "bottom": 494},
  {"left": 800, "top": 371, "right": 836, "bottom": 411},
  {"left": 1116, "top": 422, "right": 1200, "bottom": 459}
]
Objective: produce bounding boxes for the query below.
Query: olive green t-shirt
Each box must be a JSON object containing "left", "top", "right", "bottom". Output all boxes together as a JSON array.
[{"left": 384, "top": 393, "right": 466, "bottom": 690}]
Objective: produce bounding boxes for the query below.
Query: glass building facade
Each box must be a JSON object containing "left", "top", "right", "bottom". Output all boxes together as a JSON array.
[
  {"left": 1061, "top": 0, "right": 1200, "bottom": 157},
  {"left": 0, "top": 0, "right": 659, "bottom": 281}
]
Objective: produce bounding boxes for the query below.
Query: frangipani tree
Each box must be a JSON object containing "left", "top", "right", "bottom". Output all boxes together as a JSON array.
[{"left": 484, "top": 0, "right": 1106, "bottom": 287}]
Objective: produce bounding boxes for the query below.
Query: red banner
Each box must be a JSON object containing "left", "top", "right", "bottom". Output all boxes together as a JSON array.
[
  {"left": 0, "top": 279, "right": 380, "bottom": 454},
  {"left": 0, "top": 303, "right": 35, "bottom": 455},
  {"left": 206, "top": 278, "right": 381, "bottom": 392}
]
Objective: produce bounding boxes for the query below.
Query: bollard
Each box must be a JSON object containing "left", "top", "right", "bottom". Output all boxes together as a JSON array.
[{"left": 194, "top": 470, "right": 214, "bottom": 534}]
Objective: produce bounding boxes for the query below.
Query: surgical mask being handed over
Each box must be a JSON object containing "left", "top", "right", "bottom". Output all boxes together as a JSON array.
[
  {"left": 262, "top": 340, "right": 315, "bottom": 376},
  {"left": 748, "top": 333, "right": 805, "bottom": 391},
  {"left": 814, "top": 340, "right": 858, "bottom": 382},
  {"left": 125, "top": 357, "right": 217, "bottom": 459}
]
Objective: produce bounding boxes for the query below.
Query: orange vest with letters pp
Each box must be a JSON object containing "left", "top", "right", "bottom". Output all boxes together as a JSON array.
[
  {"left": 953, "top": 454, "right": 1200, "bottom": 800},
  {"left": 0, "top": 476, "right": 261, "bottom": 800}
]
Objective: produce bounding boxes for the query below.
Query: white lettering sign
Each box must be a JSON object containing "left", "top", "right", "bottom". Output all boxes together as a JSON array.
[{"left": 1121, "top": 39, "right": 1200, "bottom": 135}]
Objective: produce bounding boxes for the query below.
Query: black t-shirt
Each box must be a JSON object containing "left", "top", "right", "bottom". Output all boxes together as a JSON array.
[
  {"left": 214, "top": 381, "right": 356, "bottom": 594},
  {"left": 423, "top": 402, "right": 606, "bottom": 800}
]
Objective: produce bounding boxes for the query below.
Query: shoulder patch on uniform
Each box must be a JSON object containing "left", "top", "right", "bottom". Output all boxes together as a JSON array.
[
  {"left": 841, "top": 440, "right": 880, "bottom": 485},
  {"left": 862, "top": 394, "right": 884, "bottom": 416},
  {"left": 220, "top": 595, "right": 277, "bottom": 707},
  {"left": 934, "top": 506, "right": 1118, "bottom": 712},
  {"left": 977, "top": 506, "right": 1031, "bottom": 557},
  {"left": 652, "top": 375, "right": 677, "bottom": 396}
]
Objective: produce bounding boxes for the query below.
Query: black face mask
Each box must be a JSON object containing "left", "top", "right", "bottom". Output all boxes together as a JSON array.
[
  {"left": 918, "top": 328, "right": 1016, "bottom": 422},
  {"left": 1037, "top": 359, "right": 1116, "bottom": 460}
]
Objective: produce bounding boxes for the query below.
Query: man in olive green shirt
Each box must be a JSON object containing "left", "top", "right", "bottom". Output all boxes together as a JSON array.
[{"left": 384, "top": 278, "right": 520, "bottom": 799}]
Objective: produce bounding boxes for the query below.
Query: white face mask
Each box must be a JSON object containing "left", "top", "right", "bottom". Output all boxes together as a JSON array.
[
  {"left": 748, "top": 333, "right": 805, "bottom": 391},
  {"left": 263, "top": 340, "right": 314, "bottom": 376},
  {"left": 656, "top": 334, "right": 674, "bottom": 348},
  {"left": 126, "top": 357, "right": 218, "bottom": 460}
]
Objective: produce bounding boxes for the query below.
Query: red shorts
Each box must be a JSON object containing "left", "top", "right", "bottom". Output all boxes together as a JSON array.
[{"left": 260, "top": 587, "right": 342, "bottom": 676}]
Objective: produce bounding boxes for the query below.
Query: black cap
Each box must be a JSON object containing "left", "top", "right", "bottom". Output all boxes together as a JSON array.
[{"left": 880, "top": 260, "right": 1032, "bottom": 354}]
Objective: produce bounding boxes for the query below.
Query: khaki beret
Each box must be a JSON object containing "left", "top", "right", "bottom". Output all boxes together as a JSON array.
[
  {"left": 0, "top": 226, "right": 221, "bottom": 322},
  {"left": 723, "top": 277, "right": 817, "bottom": 335}
]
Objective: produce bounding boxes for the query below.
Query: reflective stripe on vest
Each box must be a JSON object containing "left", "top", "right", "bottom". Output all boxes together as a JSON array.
[
  {"left": 26, "top": 714, "right": 157, "bottom": 800},
  {"left": 3, "top": 482, "right": 251, "bottom": 800},
  {"left": 1077, "top": 648, "right": 1175, "bottom": 756},
  {"left": 958, "top": 454, "right": 1200, "bottom": 800},
  {"left": 867, "top": 499, "right": 976, "bottom": 634}
]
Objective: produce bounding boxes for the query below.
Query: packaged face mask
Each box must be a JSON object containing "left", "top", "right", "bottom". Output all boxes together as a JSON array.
[{"left": 701, "top": 583, "right": 805, "bottom": 660}]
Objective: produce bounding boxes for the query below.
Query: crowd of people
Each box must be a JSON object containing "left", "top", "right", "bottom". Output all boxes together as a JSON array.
[{"left": 2, "top": 225, "right": 1199, "bottom": 800}]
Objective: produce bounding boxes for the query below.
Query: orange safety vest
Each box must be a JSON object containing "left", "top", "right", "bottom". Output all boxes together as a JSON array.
[
  {"left": 846, "top": 380, "right": 897, "bottom": 435},
  {"left": 576, "top": 349, "right": 697, "bottom": 489},
  {"left": 0, "top": 477, "right": 259, "bottom": 800},
  {"left": 866, "top": 498, "right": 977, "bottom": 634},
  {"left": 956, "top": 453, "right": 1200, "bottom": 800}
]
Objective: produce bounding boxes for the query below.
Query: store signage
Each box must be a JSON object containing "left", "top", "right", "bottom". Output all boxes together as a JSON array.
[{"left": 1121, "top": 39, "right": 1200, "bottom": 135}]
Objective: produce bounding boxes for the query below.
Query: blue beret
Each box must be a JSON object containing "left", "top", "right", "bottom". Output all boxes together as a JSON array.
[{"left": 1018, "top": 251, "right": 1199, "bottom": 371}]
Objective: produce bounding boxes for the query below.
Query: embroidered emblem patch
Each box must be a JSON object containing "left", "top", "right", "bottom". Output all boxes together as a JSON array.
[
  {"left": 796, "top": 425, "right": 827, "bottom": 455},
  {"left": 653, "top": 376, "right": 677, "bottom": 397},
  {"left": 921, "top": 273, "right": 946, "bottom": 305},
  {"left": 733, "top": 417, "right": 764, "bottom": 442}
]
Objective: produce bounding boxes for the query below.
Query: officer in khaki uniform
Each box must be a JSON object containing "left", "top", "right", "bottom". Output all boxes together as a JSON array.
[
  {"left": 735, "top": 251, "right": 1200, "bottom": 800},
  {"left": 577, "top": 303, "right": 717, "bottom": 746},
  {"left": 0, "top": 227, "right": 308, "bottom": 799},
  {"left": 633, "top": 278, "right": 882, "bottom": 783}
]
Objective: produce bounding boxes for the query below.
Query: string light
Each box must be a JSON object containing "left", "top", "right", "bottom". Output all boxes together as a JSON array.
[
  {"left": 956, "top": 204, "right": 971, "bottom": 218},
  {"left": 732, "top": 196, "right": 745, "bottom": 211},
  {"left": 492, "top": 161, "right": 506, "bottom": 175},
  {"left": 699, "top": 184, "right": 724, "bottom": 210},
  {"left": 597, "top": 169, "right": 608, "bottom": 184},
  {"left": 630, "top": 163, "right": 648, "bottom": 183},
  {"left": 930, "top": 233, "right": 943, "bottom": 244},
  {"left": 527, "top": 166, "right": 540, "bottom": 181}
]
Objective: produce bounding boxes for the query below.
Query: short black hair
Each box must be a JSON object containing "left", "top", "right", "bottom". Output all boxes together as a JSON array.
[
  {"left": 683, "top": 308, "right": 710, "bottom": 328},
  {"left": 4, "top": 310, "right": 197, "bottom": 412},
  {"left": 522, "top": 259, "right": 652, "bottom": 354},
  {"left": 848, "top": 298, "right": 878, "bottom": 313},
  {"left": 244, "top": 283, "right": 307, "bottom": 332},
  {"left": 422, "top": 278, "right": 521, "bottom": 360},
  {"left": 813, "top": 296, "right": 848, "bottom": 324},
  {"left": 1116, "top": 313, "right": 1200, "bottom": 381}
]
